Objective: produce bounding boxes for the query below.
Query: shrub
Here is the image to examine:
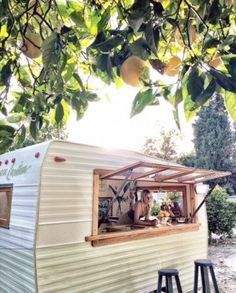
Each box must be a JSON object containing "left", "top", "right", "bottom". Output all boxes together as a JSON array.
[{"left": 206, "top": 186, "right": 236, "bottom": 242}]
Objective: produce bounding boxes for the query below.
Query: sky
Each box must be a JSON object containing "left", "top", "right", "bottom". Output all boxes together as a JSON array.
[{"left": 68, "top": 83, "right": 195, "bottom": 155}]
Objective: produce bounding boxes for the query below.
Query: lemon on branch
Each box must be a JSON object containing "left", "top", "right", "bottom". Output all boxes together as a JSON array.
[
  {"left": 208, "top": 55, "right": 223, "bottom": 68},
  {"left": 163, "top": 56, "right": 181, "bottom": 77},
  {"left": 21, "top": 26, "right": 42, "bottom": 59},
  {"left": 120, "top": 56, "right": 150, "bottom": 87}
]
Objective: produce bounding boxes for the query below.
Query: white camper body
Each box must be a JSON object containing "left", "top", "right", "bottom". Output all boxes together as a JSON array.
[{"left": 0, "top": 141, "right": 229, "bottom": 293}]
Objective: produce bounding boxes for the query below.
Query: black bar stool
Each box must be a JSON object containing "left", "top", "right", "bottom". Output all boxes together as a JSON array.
[
  {"left": 157, "top": 268, "right": 183, "bottom": 293},
  {"left": 193, "top": 259, "right": 219, "bottom": 293}
]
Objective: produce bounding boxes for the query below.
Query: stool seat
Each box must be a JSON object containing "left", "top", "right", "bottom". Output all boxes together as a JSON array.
[
  {"left": 195, "top": 259, "right": 213, "bottom": 266},
  {"left": 158, "top": 269, "right": 179, "bottom": 277},
  {"left": 193, "top": 258, "right": 219, "bottom": 293},
  {"left": 157, "top": 268, "right": 183, "bottom": 293}
]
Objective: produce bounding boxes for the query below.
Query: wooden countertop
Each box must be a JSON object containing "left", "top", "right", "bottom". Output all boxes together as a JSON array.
[{"left": 85, "top": 223, "right": 200, "bottom": 247}]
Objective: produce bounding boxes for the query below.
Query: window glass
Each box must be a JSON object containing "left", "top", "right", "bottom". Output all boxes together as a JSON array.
[
  {"left": 97, "top": 180, "right": 188, "bottom": 233},
  {"left": 0, "top": 187, "right": 12, "bottom": 228}
]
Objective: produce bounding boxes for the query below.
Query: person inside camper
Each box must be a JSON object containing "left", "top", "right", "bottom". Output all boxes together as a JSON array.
[
  {"left": 171, "top": 201, "right": 182, "bottom": 217},
  {"left": 117, "top": 189, "right": 159, "bottom": 226}
]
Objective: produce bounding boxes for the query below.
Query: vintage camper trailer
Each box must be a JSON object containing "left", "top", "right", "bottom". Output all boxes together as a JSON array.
[{"left": 0, "top": 141, "right": 231, "bottom": 292}]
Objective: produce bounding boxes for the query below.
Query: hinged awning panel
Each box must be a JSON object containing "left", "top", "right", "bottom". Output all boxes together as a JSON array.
[{"left": 97, "top": 161, "right": 231, "bottom": 184}]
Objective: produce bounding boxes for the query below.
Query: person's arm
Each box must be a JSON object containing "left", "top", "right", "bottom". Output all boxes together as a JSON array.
[{"left": 134, "top": 202, "right": 157, "bottom": 226}]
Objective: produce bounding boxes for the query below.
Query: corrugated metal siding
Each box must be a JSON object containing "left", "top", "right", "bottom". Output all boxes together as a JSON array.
[
  {"left": 0, "top": 184, "right": 38, "bottom": 292},
  {"left": 0, "top": 142, "right": 50, "bottom": 292},
  {"left": 0, "top": 248, "right": 35, "bottom": 293},
  {"left": 38, "top": 142, "right": 179, "bottom": 224},
  {"left": 35, "top": 141, "right": 208, "bottom": 292},
  {"left": 36, "top": 229, "right": 207, "bottom": 293}
]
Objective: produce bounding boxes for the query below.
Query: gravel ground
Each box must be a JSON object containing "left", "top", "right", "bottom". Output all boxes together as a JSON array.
[{"left": 208, "top": 236, "right": 236, "bottom": 293}]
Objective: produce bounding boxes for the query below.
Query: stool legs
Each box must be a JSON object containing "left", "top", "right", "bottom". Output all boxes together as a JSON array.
[
  {"left": 209, "top": 265, "right": 219, "bottom": 293},
  {"left": 175, "top": 275, "right": 183, "bottom": 293},
  {"left": 193, "top": 263, "right": 199, "bottom": 293},
  {"left": 157, "top": 275, "right": 163, "bottom": 293},
  {"left": 166, "top": 275, "right": 173, "bottom": 293},
  {"left": 194, "top": 259, "right": 219, "bottom": 293},
  {"left": 157, "top": 269, "right": 182, "bottom": 293}
]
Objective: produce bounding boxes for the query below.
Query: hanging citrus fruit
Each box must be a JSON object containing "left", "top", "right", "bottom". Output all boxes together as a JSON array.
[
  {"left": 208, "top": 55, "right": 223, "bottom": 68},
  {"left": 120, "top": 56, "right": 149, "bottom": 87},
  {"left": 163, "top": 56, "right": 181, "bottom": 77},
  {"left": 21, "top": 26, "right": 42, "bottom": 59}
]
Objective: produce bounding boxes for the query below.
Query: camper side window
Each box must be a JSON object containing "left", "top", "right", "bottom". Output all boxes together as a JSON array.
[{"left": 0, "top": 187, "right": 13, "bottom": 229}]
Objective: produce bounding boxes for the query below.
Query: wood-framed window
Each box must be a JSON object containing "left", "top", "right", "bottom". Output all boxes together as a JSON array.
[
  {"left": 85, "top": 173, "right": 200, "bottom": 246},
  {"left": 0, "top": 185, "right": 13, "bottom": 229}
]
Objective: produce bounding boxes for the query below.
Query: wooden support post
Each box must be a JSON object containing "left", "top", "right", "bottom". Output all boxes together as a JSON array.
[{"left": 92, "top": 174, "right": 100, "bottom": 236}]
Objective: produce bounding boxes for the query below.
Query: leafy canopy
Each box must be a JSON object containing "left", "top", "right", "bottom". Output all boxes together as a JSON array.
[{"left": 1, "top": 0, "right": 236, "bottom": 152}]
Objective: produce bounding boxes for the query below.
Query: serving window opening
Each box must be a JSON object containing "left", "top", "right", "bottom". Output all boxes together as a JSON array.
[
  {"left": 0, "top": 185, "right": 13, "bottom": 229},
  {"left": 86, "top": 161, "right": 230, "bottom": 246},
  {"left": 96, "top": 182, "right": 189, "bottom": 233}
]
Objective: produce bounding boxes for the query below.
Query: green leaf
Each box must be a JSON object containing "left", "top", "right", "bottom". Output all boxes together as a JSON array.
[
  {"left": 11, "top": 93, "right": 32, "bottom": 113},
  {"left": 0, "top": 106, "right": 7, "bottom": 116},
  {"left": 57, "top": 3, "right": 70, "bottom": 18},
  {"left": 72, "top": 95, "right": 83, "bottom": 110},
  {"left": 187, "top": 68, "right": 204, "bottom": 102},
  {"left": 30, "top": 120, "right": 38, "bottom": 140},
  {"left": 145, "top": 21, "right": 157, "bottom": 55},
  {"left": 0, "top": 60, "right": 12, "bottom": 86},
  {"left": 7, "top": 114, "right": 24, "bottom": 123},
  {"left": 91, "top": 36, "right": 124, "bottom": 51},
  {"left": 221, "top": 55, "right": 236, "bottom": 79},
  {"left": 42, "top": 33, "right": 61, "bottom": 72},
  {"left": 183, "top": 95, "right": 200, "bottom": 121},
  {"left": 131, "top": 88, "right": 156, "bottom": 117},
  {"left": 203, "top": 36, "right": 220, "bottom": 51},
  {"left": 153, "top": 2, "right": 164, "bottom": 16},
  {"left": 96, "top": 54, "right": 113, "bottom": 82},
  {"left": 190, "top": 78, "right": 216, "bottom": 110},
  {"left": 16, "top": 125, "right": 26, "bottom": 146},
  {"left": 175, "top": 88, "right": 183, "bottom": 106},
  {"left": 128, "top": 0, "right": 150, "bottom": 33},
  {"left": 130, "top": 38, "right": 151, "bottom": 60},
  {"left": 0, "top": 138, "right": 13, "bottom": 154},
  {"left": 84, "top": 91, "right": 99, "bottom": 101},
  {"left": 0, "top": 23, "right": 8, "bottom": 39},
  {"left": 17, "top": 66, "right": 32, "bottom": 87},
  {"left": 224, "top": 91, "right": 236, "bottom": 120},
  {"left": 0, "top": 125, "right": 15, "bottom": 136},
  {"left": 52, "top": 99, "right": 69, "bottom": 126},
  {"left": 97, "top": 8, "right": 110, "bottom": 32},
  {"left": 173, "top": 108, "right": 180, "bottom": 130},
  {"left": 55, "top": 103, "right": 64, "bottom": 125},
  {"left": 73, "top": 73, "right": 85, "bottom": 90},
  {"left": 71, "top": 96, "right": 87, "bottom": 119},
  {"left": 210, "top": 68, "right": 236, "bottom": 92},
  {"left": 208, "top": 0, "right": 221, "bottom": 24},
  {"left": 128, "top": 14, "right": 144, "bottom": 34}
]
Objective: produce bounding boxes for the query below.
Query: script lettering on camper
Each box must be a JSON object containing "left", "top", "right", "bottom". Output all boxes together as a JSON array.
[{"left": 0, "top": 162, "right": 32, "bottom": 180}]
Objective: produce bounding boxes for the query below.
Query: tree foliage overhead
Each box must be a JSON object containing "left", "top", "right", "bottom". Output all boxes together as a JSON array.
[{"left": 1, "top": 0, "right": 236, "bottom": 152}]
